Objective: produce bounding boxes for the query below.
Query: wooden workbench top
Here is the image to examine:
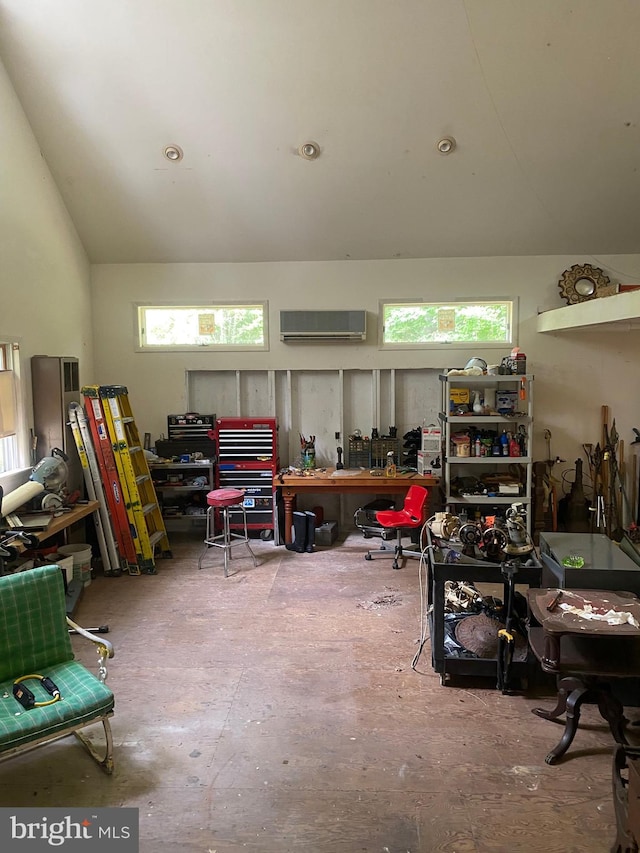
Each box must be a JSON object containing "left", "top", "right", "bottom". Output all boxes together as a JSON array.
[
  {"left": 29, "top": 501, "right": 100, "bottom": 545},
  {"left": 278, "top": 467, "right": 438, "bottom": 486}
]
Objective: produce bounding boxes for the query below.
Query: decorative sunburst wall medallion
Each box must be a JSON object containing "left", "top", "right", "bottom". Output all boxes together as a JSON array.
[{"left": 558, "top": 263, "right": 616, "bottom": 305}]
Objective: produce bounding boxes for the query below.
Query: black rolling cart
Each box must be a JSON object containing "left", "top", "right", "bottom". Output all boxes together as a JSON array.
[{"left": 425, "top": 525, "right": 541, "bottom": 688}]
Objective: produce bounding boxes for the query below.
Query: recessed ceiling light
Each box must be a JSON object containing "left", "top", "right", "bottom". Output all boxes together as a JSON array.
[
  {"left": 436, "top": 137, "right": 456, "bottom": 155},
  {"left": 298, "top": 141, "right": 320, "bottom": 160},
  {"left": 164, "top": 145, "right": 183, "bottom": 162}
]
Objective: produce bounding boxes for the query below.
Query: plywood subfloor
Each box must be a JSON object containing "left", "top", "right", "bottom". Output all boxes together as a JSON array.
[{"left": 0, "top": 530, "right": 634, "bottom": 852}]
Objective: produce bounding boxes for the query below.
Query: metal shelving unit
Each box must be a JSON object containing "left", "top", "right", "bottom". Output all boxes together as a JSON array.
[
  {"left": 149, "top": 461, "right": 214, "bottom": 528},
  {"left": 439, "top": 373, "right": 534, "bottom": 533}
]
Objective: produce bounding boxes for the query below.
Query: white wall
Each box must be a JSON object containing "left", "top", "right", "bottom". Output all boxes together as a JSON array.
[
  {"left": 3, "top": 34, "right": 639, "bottom": 519},
  {"left": 3, "top": 45, "right": 638, "bottom": 523},
  {"left": 91, "top": 255, "right": 640, "bottom": 486},
  {"left": 0, "top": 58, "right": 92, "bottom": 488}
]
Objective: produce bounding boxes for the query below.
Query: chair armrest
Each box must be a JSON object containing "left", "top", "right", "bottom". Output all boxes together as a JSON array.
[{"left": 66, "top": 617, "right": 114, "bottom": 658}]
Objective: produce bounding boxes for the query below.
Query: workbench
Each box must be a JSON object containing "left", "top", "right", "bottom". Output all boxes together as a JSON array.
[
  {"left": 277, "top": 468, "right": 438, "bottom": 544},
  {"left": 10, "top": 500, "right": 100, "bottom": 615},
  {"left": 28, "top": 501, "right": 100, "bottom": 545}
]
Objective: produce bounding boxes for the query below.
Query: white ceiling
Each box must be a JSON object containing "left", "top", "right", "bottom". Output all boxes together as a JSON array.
[{"left": 0, "top": 0, "right": 639, "bottom": 264}]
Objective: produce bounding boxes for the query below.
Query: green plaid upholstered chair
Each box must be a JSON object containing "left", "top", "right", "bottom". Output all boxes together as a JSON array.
[{"left": 0, "top": 564, "right": 115, "bottom": 773}]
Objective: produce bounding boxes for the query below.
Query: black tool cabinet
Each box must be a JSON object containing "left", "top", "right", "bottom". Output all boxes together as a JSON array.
[
  {"left": 167, "top": 413, "right": 215, "bottom": 441},
  {"left": 426, "top": 528, "right": 541, "bottom": 686},
  {"left": 214, "top": 417, "right": 279, "bottom": 539}
]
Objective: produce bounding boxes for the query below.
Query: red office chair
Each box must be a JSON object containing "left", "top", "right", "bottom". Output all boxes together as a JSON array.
[{"left": 364, "top": 485, "right": 429, "bottom": 569}]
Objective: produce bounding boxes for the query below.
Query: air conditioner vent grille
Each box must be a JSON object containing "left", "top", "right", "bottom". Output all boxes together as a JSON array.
[{"left": 280, "top": 310, "right": 366, "bottom": 342}]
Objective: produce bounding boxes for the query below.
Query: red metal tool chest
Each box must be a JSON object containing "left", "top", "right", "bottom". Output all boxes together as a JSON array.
[{"left": 214, "top": 418, "right": 279, "bottom": 537}]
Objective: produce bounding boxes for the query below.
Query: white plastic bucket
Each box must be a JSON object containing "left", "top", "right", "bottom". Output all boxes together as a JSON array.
[
  {"left": 58, "top": 543, "right": 92, "bottom": 587},
  {"left": 48, "top": 554, "right": 74, "bottom": 585}
]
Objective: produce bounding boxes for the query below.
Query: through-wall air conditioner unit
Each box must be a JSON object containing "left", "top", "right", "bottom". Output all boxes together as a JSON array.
[{"left": 280, "top": 310, "right": 366, "bottom": 342}]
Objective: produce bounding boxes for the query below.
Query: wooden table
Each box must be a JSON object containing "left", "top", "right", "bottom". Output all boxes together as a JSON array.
[
  {"left": 528, "top": 588, "right": 640, "bottom": 673},
  {"left": 33, "top": 501, "right": 101, "bottom": 545},
  {"left": 527, "top": 588, "right": 640, "bottom": 764},
  {"left": 5, "top": 501, "right": 100, "bottom": 616},
  {"left": 277, "top": 468, "right": 438, "bottom": 544},
  {"left": 6, "top": 500, "right": 100, "bottom": 550}
]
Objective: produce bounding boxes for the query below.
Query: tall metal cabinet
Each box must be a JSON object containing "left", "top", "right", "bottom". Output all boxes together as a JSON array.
[
  {"left": 214, "top": 417, "right": 279, "bottom": 539},
  {"left": 31, "top": 355, "right": 82, "bottom": 495},
  {"left": 439, "top": 373, "right": 534, "bottom": 533}
]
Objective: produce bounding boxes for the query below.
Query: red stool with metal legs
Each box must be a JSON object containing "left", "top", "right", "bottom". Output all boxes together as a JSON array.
[
  {"left": 198, "top": 488, "right": 257, "bottom": 577},
  {"left": 364, "top": 484, "right": 429, "bottom": 569}
]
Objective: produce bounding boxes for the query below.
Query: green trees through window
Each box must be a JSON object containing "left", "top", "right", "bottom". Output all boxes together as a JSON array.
[
  {"left": 138, "top": 304, "right": 267, "bottom": 350},
  {"left": 137, "top": 300, "right": 513, "bottom": 351},
  {"left": 382, "top": 301, "right": 513, "bottom": 346}
]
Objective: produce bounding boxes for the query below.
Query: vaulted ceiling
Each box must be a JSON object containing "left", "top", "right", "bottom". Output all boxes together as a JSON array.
[{"left": 1, "top": 1, "right": 638, "bottom": 264}]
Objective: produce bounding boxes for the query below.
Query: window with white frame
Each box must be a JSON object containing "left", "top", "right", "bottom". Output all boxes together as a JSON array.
[
  {"left": 0, "top": 342, "right": 22, "bottom": 474},
  {"left": 137, "top": 303, "right": 268, "bottom": 351},
  {"left": 380, "top": 299, "right": 516, "bottom": 348}
]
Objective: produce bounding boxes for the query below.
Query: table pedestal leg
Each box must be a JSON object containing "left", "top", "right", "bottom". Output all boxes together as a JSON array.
[
  {"left": 543, "top": 682, "right": 590, "bottom": 764},
  {"left": 598, "top": 686, "right": 628, "bottom": 746},
  {"left": 532, "top": 675, "right": 583, "bottom": 721},
  {"left": 535, "top": 677, "right": 629, "bottom": 765},
  {"left": 283, "top": 493, "right": 294, "bottom": 544}
]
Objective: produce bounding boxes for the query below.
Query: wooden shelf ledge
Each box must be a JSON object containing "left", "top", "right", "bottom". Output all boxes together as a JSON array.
[{"left": 538, "top": 290, "right": 640, "bottom": 332}]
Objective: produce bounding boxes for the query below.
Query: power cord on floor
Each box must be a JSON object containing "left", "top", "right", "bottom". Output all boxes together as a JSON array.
[{"left": 411, "top": 517, "right": 435, "bottom": 671}]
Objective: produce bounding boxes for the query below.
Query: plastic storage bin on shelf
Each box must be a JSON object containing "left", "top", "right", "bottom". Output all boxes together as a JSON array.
[{"left": 347, "top": 436, "right": 370, "bottom": 468}]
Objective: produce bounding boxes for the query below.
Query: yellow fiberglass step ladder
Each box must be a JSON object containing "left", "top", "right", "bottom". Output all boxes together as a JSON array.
[
  {"left": 92, "top": 385, "right": 171, "bottom": 573},
  {"left": 68, "top": 401, "right": 124, "bottom": 576},
  {"left": 81, "top": 386, "right": 145, "bottom": 575}
]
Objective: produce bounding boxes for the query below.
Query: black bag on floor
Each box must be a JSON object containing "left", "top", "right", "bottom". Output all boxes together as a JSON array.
[{"left": 354, "top": 499, "right": 396, "bottom": 540}]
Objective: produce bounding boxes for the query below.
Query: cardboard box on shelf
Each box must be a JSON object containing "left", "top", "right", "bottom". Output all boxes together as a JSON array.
[
  {"left": 449, "top": 388, "right": 470, "bottom": 412},
  {"left": 449, "top": 388, "right": 469, "bottom": 404},
  {"left": 417, "top": 451, "right": 434, "bottom": 475},
  {"left": 421, "top": 425, "right": 441, "bottom": 454},
  {"left": 498, "top": 483, "right": 521, "bottom": 495}
]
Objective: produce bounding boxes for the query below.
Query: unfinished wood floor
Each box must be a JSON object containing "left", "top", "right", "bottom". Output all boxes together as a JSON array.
[{"left": 0, "top": 529, "right": 631, "bottom": 852}]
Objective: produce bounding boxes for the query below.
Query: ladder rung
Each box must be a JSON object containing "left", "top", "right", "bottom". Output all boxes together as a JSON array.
[{"left": 86, "top": 385, "right": 170, "bottom": 563}]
